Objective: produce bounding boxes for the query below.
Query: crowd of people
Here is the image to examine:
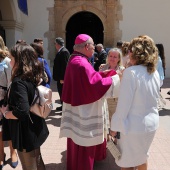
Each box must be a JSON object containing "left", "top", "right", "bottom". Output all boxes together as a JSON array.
[{"left": 0, "top": 33, "right": 166, "bottom": 170}]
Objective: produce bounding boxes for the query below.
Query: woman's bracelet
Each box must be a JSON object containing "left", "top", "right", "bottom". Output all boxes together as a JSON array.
[{"left": 3, "top": 111, "right": 9, "bottom": 119}]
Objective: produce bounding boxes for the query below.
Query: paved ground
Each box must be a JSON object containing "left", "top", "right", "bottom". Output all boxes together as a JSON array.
[{"left": 3, "top": 78, "right": 170, "bottom": 170}]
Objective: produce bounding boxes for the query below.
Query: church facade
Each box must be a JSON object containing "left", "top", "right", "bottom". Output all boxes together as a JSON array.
[{"left": 0, "top": 0, "right": 170, "bottom": 77}]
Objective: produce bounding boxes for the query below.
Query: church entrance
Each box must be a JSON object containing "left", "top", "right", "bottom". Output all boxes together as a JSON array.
[{"left": 66, "top": 11, "right": 103, "bottom": 53}]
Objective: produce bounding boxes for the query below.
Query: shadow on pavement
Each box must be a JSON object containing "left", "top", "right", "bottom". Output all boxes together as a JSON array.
[
  {"left": 46, "top": 151, "right": 66, "bottom": 170},
  {"left": 159, "top": 108, "right": 170, "bottom": 116},
  {"left": 46, "top": 163, "right": 65, "bottom": 170},
  {"left": 45, "top": 110, "right": 62, "bottom": 127},
  {"left": 50, "top": 110, "right": 62, "bottom": 116},
  {"left": 165, "top": 97, "right": 170, "bottom": 100},
  {"left": 94, "top": 149, "right": 120, "bottom": 170},
  {"left": 55, "top": 99, "right": 61, "bottom": 104}
]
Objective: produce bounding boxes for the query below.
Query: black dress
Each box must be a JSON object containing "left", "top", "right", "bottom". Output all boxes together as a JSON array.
[
  {"left": 0, "top": 86, "right": 7, "bottom": 126},
  {"left": 2, "top": 77, "right": 49, "bottom": 152}
]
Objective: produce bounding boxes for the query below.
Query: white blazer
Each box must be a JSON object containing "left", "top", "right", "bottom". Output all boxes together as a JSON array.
[{"left": 111, "top": 65, "right": 160, "bottom": 135}]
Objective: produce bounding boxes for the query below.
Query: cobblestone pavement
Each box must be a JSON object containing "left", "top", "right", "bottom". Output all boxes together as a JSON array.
[{"left": 3, "top": 78, "right": 170, "bottom": 170}]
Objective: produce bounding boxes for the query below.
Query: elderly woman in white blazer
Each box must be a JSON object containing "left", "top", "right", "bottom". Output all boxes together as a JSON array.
[{"left": 110, "top": 35, "right": 160, "bottom": 170}]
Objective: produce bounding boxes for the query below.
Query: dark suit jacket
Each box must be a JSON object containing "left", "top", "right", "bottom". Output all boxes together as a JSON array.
[
  {"left": 3, "top": 77, "right": 49, "bottom": 152},
  {"left": 94, "top": 49, "right": 107, "bottom": 71},
  {"left": 53, "top": 47, "right": 70, "bottom": 81}
]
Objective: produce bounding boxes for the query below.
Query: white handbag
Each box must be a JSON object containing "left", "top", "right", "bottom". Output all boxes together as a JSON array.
[
  {"left": 107, "top": 138, "right": 121, "bottom": 160},
  {"left": 30, "top": 85, "right": 53, "bottom": 119}
]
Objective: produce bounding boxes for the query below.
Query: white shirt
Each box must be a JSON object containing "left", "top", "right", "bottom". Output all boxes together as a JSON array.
[{"left": 111, "top": 65, "right": 160, "bottom": 135}]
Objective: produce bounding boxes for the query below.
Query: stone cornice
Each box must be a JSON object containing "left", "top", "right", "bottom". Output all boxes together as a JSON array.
[{"left": 0, "top": 20, "right": 24, "bottom": 31}]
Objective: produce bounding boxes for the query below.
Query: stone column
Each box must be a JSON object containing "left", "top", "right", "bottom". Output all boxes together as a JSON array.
[
  {"left": 105, "top": 0, "right": 115, "bottom": 48},
  {"left": 114, "top": 0, "right": 123, "bottom": 46},
  {"left": 54, "top": 0, "right": 66, "bottom": 41},
  {"left": 0, "top": 21, "right": 24, "bottom": 48}
]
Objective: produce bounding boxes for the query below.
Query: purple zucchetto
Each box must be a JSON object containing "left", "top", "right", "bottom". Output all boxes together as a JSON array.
[{"left": 75, "top": 34, "right": 91, "bottom": 45}]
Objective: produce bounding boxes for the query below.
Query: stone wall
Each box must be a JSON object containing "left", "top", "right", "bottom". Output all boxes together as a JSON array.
[{"left": 52, "top": 0, "right": 122, "bottom": 48}]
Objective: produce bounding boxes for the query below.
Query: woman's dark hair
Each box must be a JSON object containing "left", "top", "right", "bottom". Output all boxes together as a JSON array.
[
  {"left": 30, "top": 43, "right": 44, "bottom": 57},
  {"left": 156, "top": 43, "right": 165, "bottom": 76},
  {"left": 34, "top": 38, "right": 43, "bottom": 44},
  {"left": 116, "top": 40, "right": 123, "bottom": 48},
  {"left": 10, "top": 44, "right": 42, "bottom": 85},
  {"left": 16, "top": 39, "right": 26, "bottom": 44}
]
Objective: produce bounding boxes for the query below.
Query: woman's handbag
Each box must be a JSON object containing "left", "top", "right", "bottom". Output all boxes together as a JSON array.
[
  {"left": 107, "top": 138, "right": 121, "bottom": 160},
  {"left": 43, "top": 71, "right": 48, "bottom": 83},
  {"left": 30, "top": 85, "right": 53, "bottom": 119}
]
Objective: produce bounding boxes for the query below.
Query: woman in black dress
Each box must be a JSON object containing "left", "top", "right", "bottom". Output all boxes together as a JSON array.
[{"left": 0, "top": 43, "right": 49, "bottom": 170}]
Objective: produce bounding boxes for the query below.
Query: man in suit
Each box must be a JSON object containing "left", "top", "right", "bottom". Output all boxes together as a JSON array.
[
  {"left": 53, "top": 37, "right": 70, "bottom": 111},
  {"left": 94, "top": 43, "right": 107, "bottom": 71}
]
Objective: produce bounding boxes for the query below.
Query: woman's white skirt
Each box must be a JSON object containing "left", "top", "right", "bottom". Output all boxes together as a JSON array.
[{"left": 115, "top": 131, "right": 156, "bottom": 168}]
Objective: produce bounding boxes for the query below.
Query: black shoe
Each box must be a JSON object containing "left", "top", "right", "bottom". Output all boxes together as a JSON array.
[
  {"left": 167, "top": 91, "right": 170, "bottom": 95},
  {"left": 56, "top": 106, "right": 62, "bottom": 111}
]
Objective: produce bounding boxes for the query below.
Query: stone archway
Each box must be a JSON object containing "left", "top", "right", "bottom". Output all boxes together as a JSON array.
[
  {"left": 66, "top": 11, "right": 104, "bottom": 53},
  {"left": 54, "top": 0, "right": 122, "bottom": 49}
]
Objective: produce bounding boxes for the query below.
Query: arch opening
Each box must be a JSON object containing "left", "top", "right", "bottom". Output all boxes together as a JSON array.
[{"left": 66, "top": 11, "right": 103, "bottom": 53}]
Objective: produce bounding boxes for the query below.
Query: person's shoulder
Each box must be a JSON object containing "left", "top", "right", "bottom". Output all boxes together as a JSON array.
[
  {"left": 126, "top": 65, "right": 143, "bottom": 70},
  {"left": 125, "top": 65, "right": 147, "bottom": 77},
  {"left": 11, "top": 79, "right": 35, "bottom": 95},
  {"left": 70, "top": 56, "right": 88, "bottom": 67},
  {"left": 41, "top": 58, "right": 47, "bottom": 62},
  {"left": 38, "top": 57, "right": 42, "bottom": 61},
  {"left": 62, "top": 47, "right": 70, "bottom": 52},
  {"left": 70, "top": 55, "right": 83, "bottom": 62},
  {"left": 60, "top": 48, "right": 70, "bottom": 56},
  {"left": 124, "top": 65, "right": 135, "bottom": 71},
  {"left": 11, "top": 77, "right": 25, "bottom": 89},
  {"left": 12, "top": 77, "right": 34, "bottom": 87},
  {"left": 123, "top": 65, "right": 138, "bottom": 76},
  {"left": 102, "top": 49, "right": 107, "bottom": 54}
]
